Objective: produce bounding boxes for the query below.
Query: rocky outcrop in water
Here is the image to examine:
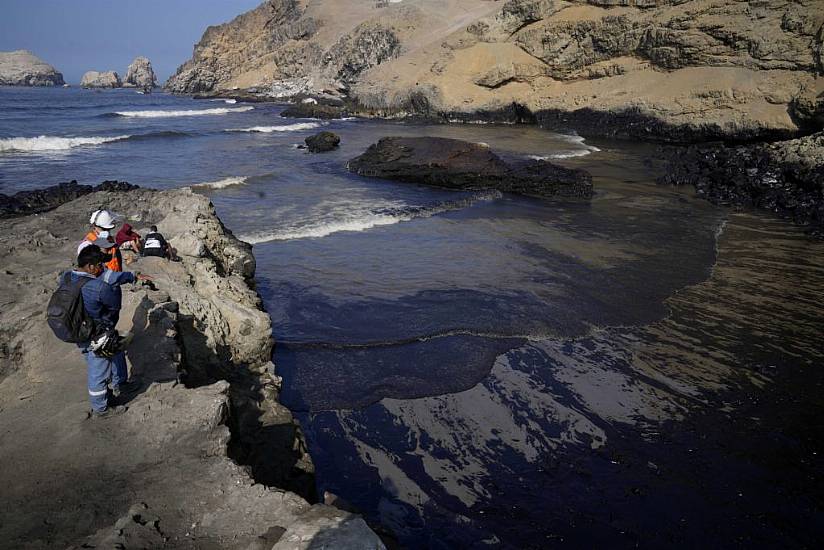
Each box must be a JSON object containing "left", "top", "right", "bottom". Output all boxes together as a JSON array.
[
  {"left": 0, "top": 50, "right": 64, "bottom": 86},
  {"left": 167, "top": 0, "right": 823, "bottom": 141},
  {"left": 0, "top": 180, "right": 138, "bottom": 218},
  {"left": 661, "top": 131, "right": 824, "bottom": 235},
  {"left": 348, "top": 136, "right": 593, "bottom": 198},
  {"left": 305, "top": 131, "right": 340, "bottom": 153},
  {"left": 81, "top": 70, "right": 122, "bottom": 88},
  {"left": 124, "top": 56, "right": 157, "bottom": 88}
]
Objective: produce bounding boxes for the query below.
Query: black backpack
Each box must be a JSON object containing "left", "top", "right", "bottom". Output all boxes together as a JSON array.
[{"left": 46, "top": 272, "right": 97, "bottom": 343}]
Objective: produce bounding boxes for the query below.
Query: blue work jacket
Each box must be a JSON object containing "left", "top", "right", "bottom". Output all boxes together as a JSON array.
[{"left": 66, "top": 269, "right": 136, "bottom": 331}]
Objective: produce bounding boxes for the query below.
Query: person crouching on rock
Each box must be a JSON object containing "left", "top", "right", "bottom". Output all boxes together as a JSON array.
[
  {"left": 115, "top": 222, "right": 142, "bottom": 265},
  {"left": 82, "top": 209, "right": 122, "bottom": 271},
  {"left": 142, "top": 225, "right": 178, "bottom": 261},
  {"left": 72, "top": 245, "right": 152, "bottom": 418}
]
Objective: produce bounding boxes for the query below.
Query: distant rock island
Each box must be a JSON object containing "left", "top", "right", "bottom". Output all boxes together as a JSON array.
[
  {"left": 81, "top": 70, "right": 121, "bottom": 88},
  {"left": 0, "top": 50, "right": 64, "bottom": 86},
  {"left": 124, "top": 56, "right": 157, "bottom": 89},
  {"left": 81, "top": 56, "right": 157, "bottom": 89}
]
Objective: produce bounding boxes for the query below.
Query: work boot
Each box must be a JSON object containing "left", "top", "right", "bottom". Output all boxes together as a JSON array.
[
  {"left": 90, "top": 405, "right": 127, "bottom": 419},
  {"left": 111, "top": 379, "right": 140, "bottom": 398}
]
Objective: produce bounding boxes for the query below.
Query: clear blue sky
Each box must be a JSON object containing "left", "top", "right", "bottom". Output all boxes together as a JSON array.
[{"left": 0, "top": 0, "right": 263, "bottom": 84}]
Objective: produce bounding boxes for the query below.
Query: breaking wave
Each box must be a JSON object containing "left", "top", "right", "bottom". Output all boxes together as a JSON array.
[
  {"left": 190, "top": 176, "right": 249, "bottom": 190},
  {"left": 111, "top": 106, "right": 254, "bottom": 118},
  {"left": 0, "top": 134, "right": 130, "bottom": 153},
  {"left": 529, "top": 133, "right": 601, "bottom": 160},
  {"left": 225, "top": 122, "right": 321, "bottom": 133},
  {"left": 239, "top": 190, "right": 502, "bottom": 244}
]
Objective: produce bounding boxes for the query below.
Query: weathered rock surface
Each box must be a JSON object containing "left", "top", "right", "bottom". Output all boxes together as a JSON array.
[
  {"left": 0, "top": 187, "right": 383, "bottom": 548},
  {"left": 348, "top": 136, "right": 593, "bottom": 198},
  {"left": 305, "top": 131, "right": 341, "bottom": 153},
  {"left": 81, "top": 70, "right": 122, "bottom": 88},
  {"left": 124, "top": 56, "right": 157, "bottom": 88},
  {"left": 167, "top": 0, "right": 823, "bottom": 141},
  {"left": 0, "top": 50, "right": 64, "bottom": 86},
  {"left": 281, "top": 101, "right": 346, "bottom": 119},
  {"left": 0, "top": 180, "right": 139, "bottom": 218},
  {"left": 660, "top": 131, "right": 824, "bottom": 235}
]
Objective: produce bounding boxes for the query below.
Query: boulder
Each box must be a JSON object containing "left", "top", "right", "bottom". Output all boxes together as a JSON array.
[
  {"left": 305, "top": 131, "right": 341, "bottom": 153},
  {"left": 81, "top": 70, "right": 121, "bottom": 88},
  {"left": 0, "top": 50, "right": 64, "bottom": 86},
  {"left": 347, "top": 137, "right": 592, "bottom": 199},
  {"left": 124, "top": 56, "right": 157, "bottom": 89}
]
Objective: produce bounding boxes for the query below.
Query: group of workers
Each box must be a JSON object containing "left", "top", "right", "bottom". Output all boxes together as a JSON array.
[{"left": 69, "top": 209, "right": 176, "bottom": 418}]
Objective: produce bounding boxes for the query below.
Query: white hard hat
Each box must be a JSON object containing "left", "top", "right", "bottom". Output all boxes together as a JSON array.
[{"left": 90, "top": 209, "right": 116, "bottom": 230}]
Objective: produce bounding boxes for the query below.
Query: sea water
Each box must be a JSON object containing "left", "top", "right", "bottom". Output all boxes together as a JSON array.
[{"left": 2, "top": 87, "right": 823, "bottom": 548}]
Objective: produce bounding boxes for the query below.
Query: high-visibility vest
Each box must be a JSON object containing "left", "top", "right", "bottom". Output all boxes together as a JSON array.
[{"left": 84, "top": 231, "right": 121, "bottom": 272}]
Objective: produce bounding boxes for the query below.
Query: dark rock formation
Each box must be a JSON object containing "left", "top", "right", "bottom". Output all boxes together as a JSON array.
[
  {"left": 281, "top": 101, "right": 345, "bottom": 119},
  {"left": 0, "top": 50, "right": 64, "bottom": 86},
  {"left": 0, "top": 180, "right": 139, "bottom": 219},
  {"left": 347, "top": 137, "right": 592, "bottom": 199},
  {"left": 305, "top": 131, "right": 340, "bottom": 153},
  {"left": 660, "top": 132, "right": 824, "bottom": 235}
]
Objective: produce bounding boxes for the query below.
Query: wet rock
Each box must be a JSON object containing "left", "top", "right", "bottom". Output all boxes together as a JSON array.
[
  {"left": 0, "top": 50, "right": 64, "bottom": 86},
  {"left": 281, "top": 101, "right": 345, "bottom": 119},
  {"left": 304, "top": 131, "right": 340, "bottom": 153},
  {"left": 660, "top": 131, "right": 824, "bottom": 235},
  {"left": 124, "top": 56, "right": 157, "bottom": 89},
  {"left": 347, "top": 136, "right": 593, "bottom": 199},
  {"left": 0, "top": 180, "right": 139, "bottom": 219},
  {"left": 81, "top": 70, "right": 121, "bottom": 88}
]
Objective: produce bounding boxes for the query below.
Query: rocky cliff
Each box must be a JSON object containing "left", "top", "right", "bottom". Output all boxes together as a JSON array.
[
  {"left": 124, "top": 56, "right": 157, "bottom": 88},
  {"left": 81, "top": 70, "right": 122, "bottom": 88},
  {"left": 167, "top": 0, "right": 823, "bottom": 141},
  {"left": 0, "top": 187, "right": 384, "bottom": 548},
  {"left": 0, "top": 50, "right": 64, "bottom": 86}
]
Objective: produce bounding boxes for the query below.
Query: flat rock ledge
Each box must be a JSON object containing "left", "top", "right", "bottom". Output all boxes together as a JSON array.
[
  {"left": 347, "top": 136, "right": 593, "bottom": 199},
  {"left": 0, "top": 187, "right": 384, "bottom": 549}
]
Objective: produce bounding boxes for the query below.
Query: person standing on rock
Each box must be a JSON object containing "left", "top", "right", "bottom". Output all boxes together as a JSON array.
[{"left": 70, "top": 245, "right": 151, "bottom": 418}]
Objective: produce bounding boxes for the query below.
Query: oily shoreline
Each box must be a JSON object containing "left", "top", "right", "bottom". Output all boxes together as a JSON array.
[
  {"left": 0, "top": 186, "right": 384, "bottom": 548},
  {"left": 195, "top": 88, "right": 824, "bottom": 236}
]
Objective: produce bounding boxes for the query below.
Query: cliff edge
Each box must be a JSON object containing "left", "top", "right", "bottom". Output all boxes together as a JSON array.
[{"left": 0, "top": 187, "right": 384, "bottom": 549}]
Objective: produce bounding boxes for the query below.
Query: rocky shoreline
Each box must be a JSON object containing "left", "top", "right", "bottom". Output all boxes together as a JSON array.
[{"left": 0, "top": 186, "right": 384, "bottom": 548}]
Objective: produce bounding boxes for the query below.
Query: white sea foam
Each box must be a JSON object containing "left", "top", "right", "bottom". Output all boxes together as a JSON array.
[
  {"left": 114, "top": 106, "right": 254, "bottom": 118},
  {"left": 224, "top": 99, "right": 237, "bottom": 104},
  {"left": 0, "top": 135, "right": 129, "bottom": 153},
  {"left": 191, "top": 176, "right": 249, "bottom": 190},
  {"left": 239, "top": 190, "right": 501, "bottom": 244},
  {"left": 529, "top": 133, "right": 601, "bottom": 160},
  {"left": 226, "top": 122, "right": 321, "bottom": 133}
]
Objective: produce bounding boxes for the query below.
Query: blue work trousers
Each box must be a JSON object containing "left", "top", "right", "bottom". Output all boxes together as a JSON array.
[{"left": 84, "top": 350, "right": 127, "bottom": 412}]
